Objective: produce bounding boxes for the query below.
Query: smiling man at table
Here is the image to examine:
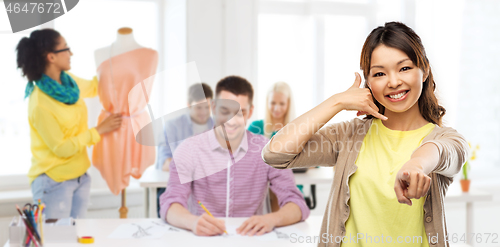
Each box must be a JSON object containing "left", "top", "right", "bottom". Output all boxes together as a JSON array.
[{"left": 159, "top": 76, "right": 309, "bottom": 236}]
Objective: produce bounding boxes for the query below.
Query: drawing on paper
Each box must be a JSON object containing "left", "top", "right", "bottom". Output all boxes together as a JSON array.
[{"left": 132, "top": 223, "right": 153, "bottom": 238}]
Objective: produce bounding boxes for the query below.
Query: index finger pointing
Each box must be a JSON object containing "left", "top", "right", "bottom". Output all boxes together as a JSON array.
[{"left": 394, "top": 178, "right": 411, "bottom": 205}]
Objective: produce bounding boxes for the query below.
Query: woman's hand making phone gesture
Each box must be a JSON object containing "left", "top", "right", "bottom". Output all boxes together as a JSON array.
[
  {"left": 337, "top": 72, "right": 387, "bottom": 120},
  {"left": 269, "top": 72, "right": 387, "bottom": 154}
]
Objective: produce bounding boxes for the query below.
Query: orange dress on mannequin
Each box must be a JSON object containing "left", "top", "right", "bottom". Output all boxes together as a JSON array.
[{"left": 92, "top": 48, "right": 158, "bottom": 195}]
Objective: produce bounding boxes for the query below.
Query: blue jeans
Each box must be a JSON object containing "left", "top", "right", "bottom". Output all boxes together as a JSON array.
[{"left": 31, "top": 173, "right": 91, "bottom": 219}]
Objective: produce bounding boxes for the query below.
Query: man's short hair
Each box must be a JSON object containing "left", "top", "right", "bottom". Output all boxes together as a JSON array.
[
  {"left": 188, "top": 83, "right": 213, "bottom": 104},
  {"left": 215, "top": 76, "right": 254, "bottom": 105}
]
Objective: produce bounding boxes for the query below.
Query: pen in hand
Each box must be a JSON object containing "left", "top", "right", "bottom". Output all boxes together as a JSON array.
[{"left": 198, "top": 200, "right": 228, "bottom": 235}]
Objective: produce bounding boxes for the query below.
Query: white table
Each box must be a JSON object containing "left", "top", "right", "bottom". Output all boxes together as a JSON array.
[
  {"left": 3, "top": 216, "right": 324, "bottom": 247},
  {"left": 444, "top": 185, "right": 493, "bottom": 246},
  {"left": 138, "top": 167, "right": 493, "bottom": 246},
  {"left": 139, "top": 166, "right": 171, "bottom": 218},
  {"left": 294, "top": 167, "right": 334, "bottom": 185},
  {"left": 139, "top": 166, "right": 334, "bottom": 218}
]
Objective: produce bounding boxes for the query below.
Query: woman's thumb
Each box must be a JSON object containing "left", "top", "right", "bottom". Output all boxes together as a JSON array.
[{"left": 351, "top": 72, "right": 362, "bottom": 88}]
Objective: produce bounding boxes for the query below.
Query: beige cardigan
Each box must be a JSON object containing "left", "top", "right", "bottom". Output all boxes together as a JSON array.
[{"left": 262, "top": 118, "right": 469, "bottom": 247}]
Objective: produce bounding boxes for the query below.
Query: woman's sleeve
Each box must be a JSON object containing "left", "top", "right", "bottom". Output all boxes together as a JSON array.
[
  {"left": 419, "top": 127, "right": 470, "bottom": 178},
  {"left": 32, "top": 106, "right": 101, "bottom": 158},
  {"left": 248, "top": 120, "right": 263, "bottom": 135},
  {"left": 66, "top": 71, "right": 98, "bottom": 98},
  {"left": 261, "top": 122, "right": 346, "bottom": 169}
]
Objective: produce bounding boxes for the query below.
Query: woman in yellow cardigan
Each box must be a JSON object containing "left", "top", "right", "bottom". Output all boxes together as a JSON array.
[{"left": 16, "top": 29, "right": 122, "bottom": 219}]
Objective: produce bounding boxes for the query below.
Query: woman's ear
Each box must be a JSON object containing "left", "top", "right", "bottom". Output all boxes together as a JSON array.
[
  {"left": 423, "top": 68, "right": 430, "bottom": 82},
  {"left": 46, "top": 53, "right": 55, "bottom": 64}
]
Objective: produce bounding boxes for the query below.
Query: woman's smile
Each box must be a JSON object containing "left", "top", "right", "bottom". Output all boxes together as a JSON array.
[{"left": 386, "top": 90, "right": 410, "bottom": 102}]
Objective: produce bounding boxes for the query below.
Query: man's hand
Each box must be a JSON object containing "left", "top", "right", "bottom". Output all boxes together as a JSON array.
[
  {"left": 191, "top": 213, "right": 226, "bottom": 236},
  {"left": 162, "top": 158, "right": 172, "bottom": 171},
  {"left": 236, "top": 214, "right": 277, "bottom": 236},
  {"left": 394, "top": 159, "right": 432, "bottom": 206}
]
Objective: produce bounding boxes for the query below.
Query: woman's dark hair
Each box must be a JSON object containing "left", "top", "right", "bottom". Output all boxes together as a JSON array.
[
  {"left": 360, "top": 22, "right": 446, "bottom": 126},
  {"left": 16, "top": 28, "right": 61, "bottom": 82}
]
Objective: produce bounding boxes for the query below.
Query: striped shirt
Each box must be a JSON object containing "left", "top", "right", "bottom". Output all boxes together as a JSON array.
[{"left": 159, "top": 129, "right": 310, "bottom": 222}]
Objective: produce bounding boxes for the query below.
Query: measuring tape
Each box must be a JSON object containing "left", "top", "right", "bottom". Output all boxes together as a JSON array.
[{"left": 78, "top": 236, "right": 94, "bottom": 244}]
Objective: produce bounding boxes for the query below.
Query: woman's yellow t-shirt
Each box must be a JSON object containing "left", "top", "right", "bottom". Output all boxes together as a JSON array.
[
  {"left": 342, "top": 118, "right": 435, "bottom": 247},
  {"left": 27, "top": 72, "right": 101, "bottom": 184}
]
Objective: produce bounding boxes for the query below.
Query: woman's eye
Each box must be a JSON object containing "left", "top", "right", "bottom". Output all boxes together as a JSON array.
[
  {"left": 400, "top": 66, "right": 412, "bottom": 72},
  {"left": 373, "top": 72, "right": 384, "bottom": 77}
]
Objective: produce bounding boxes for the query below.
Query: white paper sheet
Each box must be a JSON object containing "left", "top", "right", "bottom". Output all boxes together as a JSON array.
[
  {"left": 204, "top": 224, "right": 305, "bottom": 241},
  {"left": 108, "top": 219, "right": 188, "bottom": 239},
  {"left": 108, "top": 220, "right": 306, "bottom": 241}
]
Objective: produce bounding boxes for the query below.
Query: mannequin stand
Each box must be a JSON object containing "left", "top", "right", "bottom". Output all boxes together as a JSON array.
[{"left": 119, "top": 188, "right": 128, "bottom": 218}]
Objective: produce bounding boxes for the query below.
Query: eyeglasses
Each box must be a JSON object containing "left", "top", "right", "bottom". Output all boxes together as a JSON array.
[{"left": 53, "top": 47, "right": 71, "bottom": 53}]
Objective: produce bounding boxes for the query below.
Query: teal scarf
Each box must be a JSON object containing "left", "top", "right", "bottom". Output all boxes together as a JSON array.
[{"left": 24, "top": 71, "right": 80, "bottom": 105}]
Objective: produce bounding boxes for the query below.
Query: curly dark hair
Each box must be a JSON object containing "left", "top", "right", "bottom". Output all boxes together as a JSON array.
[{"left": 16, "top": 28, "right": 61, "bottom": 82}]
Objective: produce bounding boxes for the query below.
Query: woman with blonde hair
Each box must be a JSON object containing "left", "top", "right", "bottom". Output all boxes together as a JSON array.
[
  {"left": 248, "top": 81, "right": 295, "bottom": 139},
  {"left": 249, "top": 82, "right": 304, "bottom": 208}
]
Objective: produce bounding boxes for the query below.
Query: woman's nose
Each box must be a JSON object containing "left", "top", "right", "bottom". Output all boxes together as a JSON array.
[{"left": 388, "top": 74, "right": 402, "bottom": 88}]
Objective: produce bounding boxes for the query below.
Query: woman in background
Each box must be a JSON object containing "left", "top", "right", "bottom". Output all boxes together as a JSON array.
[
  {"left": 248, "top": 81, "right": 295, "bottom": 139},
  {"left": 17, "top": 29, "right": 122, "bottom": 219},
  {"left": 248, "top": 82, "right": 303, "bottom": 210}
]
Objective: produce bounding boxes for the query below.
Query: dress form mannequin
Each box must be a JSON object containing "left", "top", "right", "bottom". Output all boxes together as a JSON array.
[
  {"left": 93, "top": 27, "right": 157, "bottom": 219},
  {"left": 94, "top": 27, "right": 143, "bottom": 70}
]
